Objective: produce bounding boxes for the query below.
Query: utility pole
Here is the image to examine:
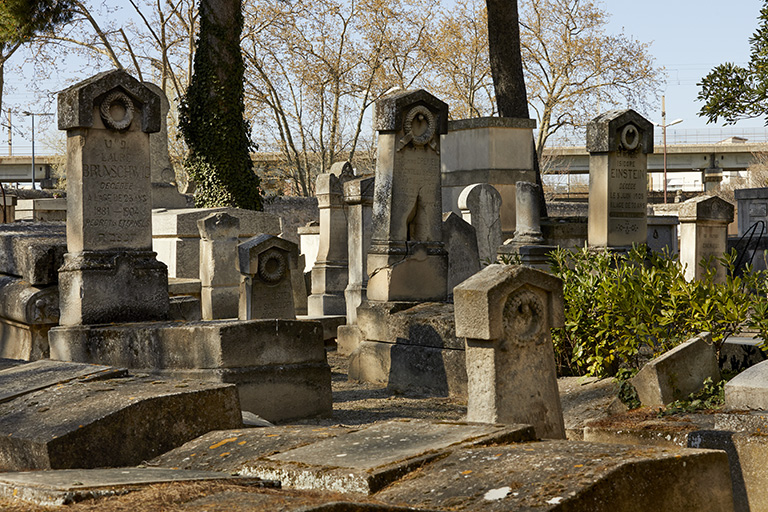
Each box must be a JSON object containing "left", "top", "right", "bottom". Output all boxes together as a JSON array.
[
  {"left": 654, "top": 96, "right": 682, "bottom": 204},
  {"left": 22, "top": 111, "right": 54, "bottom": 190}
]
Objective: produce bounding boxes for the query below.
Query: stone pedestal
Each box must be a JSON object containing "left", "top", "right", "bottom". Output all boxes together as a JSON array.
[
  {"left": 238, "top": 234, "right": 298, "bottom": 320},
  {"left": 198, "top": 212, "right": 239, "bottom": 320},
  {"left": 587, "top": 110, "right": 653, "bottom": 250},
  {"left": 344, "top": 175, "right": 374, "bottom": 324},
  {"left": 458, "top": 183, "right": 502, "bottom": 264},
  {"left": 735, "top": 187, "right": 768, "bottom": 237},
  {"left": 366, "top": 90, "right": 449, "bottom": 303},
  {"left": 511, "top": 181, "right": 544, "bottom": 244},
  {"left": 57, "top": 70, "right": 168, "bottom": 326},
  {"left": 679, "top": 195, "right": 734, "bottom": 282},
  {"left": 308, "top": 165, "right": 350, "bottom": 316},
  {"left": 454, "top": 264, "right": 566, "bottom": 439},
  {"left": 441, "top": 117, "right": 537, "bottom": 237}
]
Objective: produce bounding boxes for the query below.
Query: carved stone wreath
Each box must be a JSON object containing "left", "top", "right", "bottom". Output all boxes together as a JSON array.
[
  {"left": 258, "top": 248, "right": 287, "bottom": 284},
  {"left": 100, "top": 91, "right": 135, "bottom": 131},
  {"left": 403, "top": 105, "right": 436, "bottom": 146},
  {"left": 502, "top": 289, "right": 544, "bottom": 344},
  {"left": 620, "top": 123, "right": 640, "bottom": 151}
]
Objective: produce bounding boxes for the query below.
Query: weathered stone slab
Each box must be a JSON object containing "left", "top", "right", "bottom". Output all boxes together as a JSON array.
[
  {"left": 679, "top": 195, "right": 734, "bottom": 282},
  {"left": 244, "top": 420, "right": 535, "bottom": 495},
  {"left": 357, "top": 302, "right": 461, "bottom": 349},
  {"left": 179, "top": 494, "right": 436, "bottom": 512},
  {"left": 375, "top": 440, "right": 733, "bottom": 512},
  {"left": 442, "top": 212, "right": 480, "bottom": 293},
  {"left": 0, "top": 222, "right": 66, "bottom": 285},
  {"left": 725, "top": 359, "right": 768, "bottom": 411},
  {"left": 0, "top": 275, "right": 59, "bottom": 325},
  {"left": 0, "top": 372, "right": 241, "bottom": 471},
  {"left": 0, "top": 468, "right": 275, "bottom": 506},
  {"left": 0, "top": 359, "right": 124, "bottom": 404},
  {"left": 632, "top": 332, "right": 720, "bottom": 407}
]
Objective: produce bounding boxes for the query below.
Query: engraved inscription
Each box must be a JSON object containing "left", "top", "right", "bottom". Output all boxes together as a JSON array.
[{"left": 607, "top": 150, "right": 647, "bottom": 245}]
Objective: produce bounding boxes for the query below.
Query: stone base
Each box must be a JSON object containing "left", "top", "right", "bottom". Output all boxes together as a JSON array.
[
  {"left": 344, "top": 284, "right": 366, "bottom": 323},
  {"left": 49, "top": 319, "right": 332, "bottom": 423},
  {"left": 58, "top": 250, "right": 169, "bottom": 326},
  {"left": 0, "top": 320, "right": 51, "bottom": 361},
  {"left": 151, "top": 182, "right": 190, "bottom": 209},
  {"left": 367, "top": 243, "right": 448, "bottom": 302},
  {"left": 348, "top": 302, "right": 467, "bottom": 397},
  {"left": 497, "top": 243, "right": 558, "bottom": 270},
  {"left": 307, "top": 292, "right": 346, "bottom": 317},
  {"left": 201, "top": 286, "right": 239, "bottom": 320}
]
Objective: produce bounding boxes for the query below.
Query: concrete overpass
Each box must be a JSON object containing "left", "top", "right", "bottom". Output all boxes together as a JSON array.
[{"left": 0, "top": 156, "right": 57, "bottom": 187}]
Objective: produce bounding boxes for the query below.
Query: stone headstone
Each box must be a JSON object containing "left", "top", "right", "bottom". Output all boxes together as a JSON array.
[
  {"left": 198, "top": 212, "right": 240, "bottom": 320},
  {"left": 367, "top": 90, "right": 449, "bottom": 302},
  {"left": 454, "top": 264, "right": 566, "bottom": 439},
  {"left": 587, "top": 109, "right": 653, "bottom": 249},
  {"left": 144, "top": 82, "right": 187, "bottom": 209},
  {"left": 308, "top": 167, "right": 350, "bottom": 316},
  {"left": 679, "top": 195, "right": 734, "bottom": 282},
  {"left": 57, "top": 69, "right": 169, "bottom": 326},
  {"left": 511, "top": 181, "right": 544, "bottom": 244},
  {"left": 298, "top": 221, "right": 320, "bottom": 273},
  {"left": 343, "top": 175, "right": 374, "bottom": 323},
  {"left": 442, "top": 212, "right": 480, "bottom": 293},
  {"left": 458, "top": 183, "right": 502, "bottom": 264},
  {"left": 647, "top": 215, "right": 679, "bottom": 254},
  {"left": 735, "top": 187, "right": 768, "bottom": 237},
  {"left": 238, "top": 234, "right": 298, "bottom": 320}
]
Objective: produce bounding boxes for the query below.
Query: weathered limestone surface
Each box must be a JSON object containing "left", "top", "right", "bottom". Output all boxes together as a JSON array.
[
  {"left": 0, "top": 275, "right": 58, "bottom": 360},
  {"left": 679, "top": 195, "right": 734, "bottom": 282},
  {"left": 238, "top": 234, "right": 298, "bottom": 321},
  {"left": 632, "top": 332, "right": 720, "bottom": 407},
  {"left": 647, "top": 215, "right": 679, "bottom": 254},
  {"left": 587, "top": 109, "right": 653, "bottom": 249},
  {"left": 458, "top": 182, "right": 503, "bottom": 264},
  {"left": 511, "top": 181, "right": 544, "bottom": 244},
  {"left": 725, "top": 359, "right": 768, "bottom": 411},
  {"left": 454, "top": 264, "right": 566, "bottom": 439},
  {"left": 344, "top": 175, "right": 374, "bottom": 323},
  {"left": 0, "top": 223, "right": 66, "bottom": 285},
  {"left": 442, "top": 212, "right": 480, "bottom": 294},
  {"left": 0, "top": 360, "right": 241, "bottom": 471},
  {"left": 49, "top": 319, "right": 332, "bottom": 422},
  {"left": 198, "top": 212, "right": 240, "bottom": 320},
  {"left": 735, "top": 187, "right": 768, "bottom": 237}
]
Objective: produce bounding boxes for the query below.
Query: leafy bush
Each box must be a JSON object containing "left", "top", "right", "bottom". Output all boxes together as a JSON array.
[{"left": 549, "top": 246, "right": 754, "bottom": 378}]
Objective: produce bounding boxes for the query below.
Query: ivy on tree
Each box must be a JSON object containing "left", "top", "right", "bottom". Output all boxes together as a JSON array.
[
  {"left": 698, "top": 2, "right": 768, "bottom": 124},
  {"left": 179, "top": 0, "right": 262, "bottom": 210}
]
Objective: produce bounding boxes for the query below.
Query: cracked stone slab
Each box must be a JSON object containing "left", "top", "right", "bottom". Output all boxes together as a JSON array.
[
  {"left": 375, "top": 440, "right": 734, "bottom": 512},
  {"left": 0, "top": 467, "right": 276, "bottom": 506},
  {"left": 241, "top": 419, "right": 535, "bottom": 495}
]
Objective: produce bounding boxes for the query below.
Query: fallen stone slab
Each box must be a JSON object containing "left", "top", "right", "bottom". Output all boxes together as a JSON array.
[
  {"left": 179, "top": 493, "right": 438, "bottom": 512},
  {"left": 582, "top": 410, "right": 713, "bottom": 448},
  {"left": 0, "top": 372, "right": 242, "bottom": 471},
  {"left": 297, "top": 314, "right": 346, "bottom": 342},
  {"left": 245, "top": 420, "right": 535, "bottom": 495},
  {"left": 632, "top": 332, "right": 720, "bottom": 407},
  {"left": 0, "top": 467, "right": 276, "bottom": 507},
  {"left": 375, "top": 440, "right": 733, "bottom": 512},
  {"left": 725, "top": 359, "right": 768, "bottom": 411}
]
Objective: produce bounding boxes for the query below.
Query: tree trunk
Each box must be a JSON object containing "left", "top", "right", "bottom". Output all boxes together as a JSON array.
[{"left": 486, "top": 0, "right": 546, "bottom": 217}]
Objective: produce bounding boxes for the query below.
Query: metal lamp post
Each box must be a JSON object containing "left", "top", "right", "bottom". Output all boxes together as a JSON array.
[
  {"left": 21, "top": 111, "right": 54, "bottom": 190},
  {"left": 653, "top": 96, "right": 682, "bottom": 204}
]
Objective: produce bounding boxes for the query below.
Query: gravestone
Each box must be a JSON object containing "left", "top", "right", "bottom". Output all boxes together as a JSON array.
[
  {"left": 238, "top": 234, "right": 298, "bottom": 320},
  {"left": 735, "top": 187, "right": 768, "bottom": 237},
  {"left": 57, "top": 70, "right": 169, "bottom": 326},
  {"left": 587, "top": 110, "right": 653, "bottom": 249},
  {"left": 298, "top": 221, "right": 320, "bottom": 273},
  {"left": 458, "top": 183, "right": 502, "bottom": 264},
  {"left": 679, "top": 195, "right": 734, "bottom": 282},
  {"left": 647, "top": 215, "right": 679, "bottom": 254},
  {"left": 198, "top": 212, "right": 240, "bottom": 320},
  {"left": 511, "top": 181, "right": 544, "bottom": 244},
  {"left": 343, "top": 175, "right": 374, "bottom": 323},
  {"left": 367, "top": 89, "right": 449, "bottom": 302},
  {"left": 454, "top": 264, "right": 566, "bottom": 439},
  {"left": 307, "top": 162, "right": 352, "bottom": 316},
  {"left": 143, "top": 82, "right": 187, "bottom": 209},
  {"left": 442, "top": 212, "right": 480, "bottom": 294}
]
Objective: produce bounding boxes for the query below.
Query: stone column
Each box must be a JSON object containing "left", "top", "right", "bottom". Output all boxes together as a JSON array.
[
  {"left": 587, "top": 109, "right": 653, "bottom": 250},
  {"left": 307, "top": 163, "right": 351, "bottom": 316},
  {"left": 198, "top": 212, "right": 240, "bottom": 320},
  {"left": 512, "top": 181, "right": 544, "bottom": 244},
  {"left": 144, "top": 82, "right": 187, "bottom": 208},
  {"left": 454, "top": 264, "right": 566, "bottom": 439},
  {"left": 238, "top": 234, "right": 298, "bottom": 320},
  {"left": 343, "top": 175, "right": 374, "bottom": 323},
  {"left": 57, "top": 70, "right": 169, "bottom": 326},
  {"left": 458, "top": 183, "right": 502, "bottom": 264},
  {"left": 367, "top": 89, "right": 449, "bottom": 302},
  {"left": 679, "top": 196, "right": 734, "bottom": 282}
]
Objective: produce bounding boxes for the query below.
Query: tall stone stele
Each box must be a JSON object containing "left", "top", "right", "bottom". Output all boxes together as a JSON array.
[
  {"left": 454, "top": 264, "right": 566, "bottom": 439},
  {"left": 679, "top": 195, "right": 734, "bottom": 283},
  {"left": 587, "top": 110, "right": 653, "bottom": 249},
  {"left": 57, "top": 70, "right": 169, "bottom": 326},
  {"left": 367, "top": 90, "right": 449, "bottom": 302}
]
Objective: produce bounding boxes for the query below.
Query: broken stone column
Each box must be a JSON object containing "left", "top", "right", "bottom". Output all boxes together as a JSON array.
[
  {"left": 144, "top": 82, "right": 187, "bottom": 208},
  {"left": 679, "top": 195, "right": 734, "bottom": 282},
  {"left": 238, "top": 234, "right": 298, "bottom": 320},
  {"left": 587, "top": 110, "right": 653, "bottom": 250},
  {"left": 343, "top": 175, "right": 375, "bottom": 323},
  {"left": 308, "top": 162, "right": 352, "bottom": 316},
  {"left": 511, "top": 181, "right": 544, "bottom": 244},
  {"left": 454, "top": 264, "right": 566, "bottom": 439},
  {"left": 198, "top": 212, "right": 240, "bottom": 320},
  {"left": 57, "top": 69, "right": 169, "bottom": 326},
  {"left": 367, "top": 90, "right": 449, "bottom": 302},
  {"left": 458, "top": 183, "right": 502, "bottom": 264}
]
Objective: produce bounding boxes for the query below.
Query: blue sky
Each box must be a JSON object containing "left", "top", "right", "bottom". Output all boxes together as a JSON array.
[
  {"left": 606, "top": 0, "right": 766, "bottom": 136},
  {"left": 4, "top": 0, "right": 768, "bottom": 154}
]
